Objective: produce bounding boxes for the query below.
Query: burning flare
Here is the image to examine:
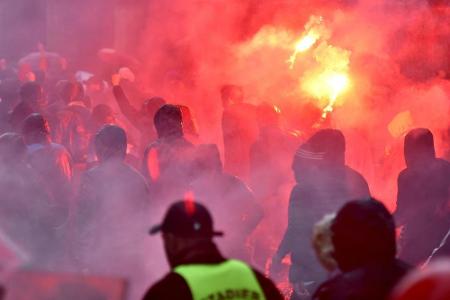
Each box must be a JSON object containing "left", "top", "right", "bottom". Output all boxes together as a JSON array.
[
  {"left": 237, "top": 15, "right": 352, "bottom": 120},
  {"left": 287, "top": 16, "right": 328, "bottom": 69},
  {"left": 289, "top": 16, "right": 351, "bottom": 119}
]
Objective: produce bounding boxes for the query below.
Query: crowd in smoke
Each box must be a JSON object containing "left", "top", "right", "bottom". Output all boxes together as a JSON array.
[
  {"left": 117, "top": 0, "right": 450, "bottom": 214},
  {"left": 0, "top": 0, "right": 449, "bottom": 299}
]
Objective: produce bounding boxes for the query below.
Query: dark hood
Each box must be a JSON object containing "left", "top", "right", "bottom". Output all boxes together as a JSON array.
[
  {"left": 404, "top": 128, "right": 436, "bottom": 168},
  {"left": 292, "top": 129, "right": 345, "bottom": 181},
  {"left": 332, "top": 199, "right": 397, "bottom": 272}
]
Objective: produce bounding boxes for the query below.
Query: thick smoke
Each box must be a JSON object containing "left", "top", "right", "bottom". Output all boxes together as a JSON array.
[{"left": 136, "top": 0, "right": 449, "bottom": 207}]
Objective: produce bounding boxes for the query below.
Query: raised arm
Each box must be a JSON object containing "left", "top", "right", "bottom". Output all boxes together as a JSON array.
[{"left": 111, "top": 74, "right": 142, "bottom": 130}]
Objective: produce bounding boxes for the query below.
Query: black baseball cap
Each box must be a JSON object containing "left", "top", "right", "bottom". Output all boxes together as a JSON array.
[{"left": 150, "top": 200, "right": 224, "bottom": 238}]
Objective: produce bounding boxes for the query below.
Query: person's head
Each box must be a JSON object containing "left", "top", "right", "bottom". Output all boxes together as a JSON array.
[
  {"left": 292, "top": 129, "right": 346, "bottom": 181},
  {"left": 19, "top": 81, "right": 43, "bottom": 104},
  {"left": 94, "top": 125, "right": 127, "bottom": 162},
  {"left": 0, "top": 133, "right": 26, "bottom": 166},
  {"left": 22, "top": 113, "right": 51, "bottom": 145},
  {"left": 404, "top": 128, "right": 436, "bottom": 168},
  {"left": 150, "top": 200, "right": 223, "bottom": 268},
  {"left": 55, "top": 80, "right": 78, "bottom": 104},
  {"left": 312, "top": 213, "right": 337, "bottom": 272},
  {"left": 331, "top": 198, "right": 397, "bottom": 272},
  {"left": 154, "top": 104, "right": 183, "bottom": 139},
  {"left": 391, "top": 259, "right": 450, "bottom": 300},
  {"left": 141, "top": 96, "right": 165, "bottom": 119},
  {"left": 220, "top": 84, "right": 243, "bottom": 108},
  {"left": 92, "top": 104, "right": 115, "bottom": 128}
]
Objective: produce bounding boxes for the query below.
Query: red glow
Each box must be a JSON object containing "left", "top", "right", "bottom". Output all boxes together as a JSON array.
[
  {"left": 147, "top": 148, "right": 160, "bottom": 181},
  {"left": 184, "top": 191, "right": 196, "bottom": 215}
]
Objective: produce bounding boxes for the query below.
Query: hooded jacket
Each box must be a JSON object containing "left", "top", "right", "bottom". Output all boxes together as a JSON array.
[
  {"left": 395, "top": 128, "right": 450, "bottom": 265},
  {"left": 277, "top": 130, "right": 370, "bottom": 287}
]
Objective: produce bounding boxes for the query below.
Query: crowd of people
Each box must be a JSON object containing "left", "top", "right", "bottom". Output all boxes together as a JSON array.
[{"left": 0, "top": 48, "right": 449, "bottom": 300}]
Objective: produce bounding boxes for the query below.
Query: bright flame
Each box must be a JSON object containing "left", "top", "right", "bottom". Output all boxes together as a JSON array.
[
  {"left": 289, "top": 16, "right": 351, "bottom": 119},
  {"left": 287, "top": 16, "right": 328, "bottom": 69},
  {"left": 321, "top": 72, "right": 350, "bottom": 118},
  {"left": 287, "top": 33, "right": 319, "bottom": 68},
  {"left": 237, "top": 15, "right": 352, "bottom": 119},
  {"left": 296, "top": 35, "right": 318, "bottom": 52}
]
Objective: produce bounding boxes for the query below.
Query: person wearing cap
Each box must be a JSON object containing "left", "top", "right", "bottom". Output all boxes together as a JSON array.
[
  {"left": 272, "top": 129, "right": 370, "bottom": 299},
  {"left": 143, "top": 200, "right": 283, "bottom": 300}
]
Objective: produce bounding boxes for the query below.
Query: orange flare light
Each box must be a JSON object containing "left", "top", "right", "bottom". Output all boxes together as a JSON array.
[
  {"left": 288, "top": 16, "right": 327, "bottom": 69},
  {"left": 289, "top": 16, "right": 351, "bottom": 119}
]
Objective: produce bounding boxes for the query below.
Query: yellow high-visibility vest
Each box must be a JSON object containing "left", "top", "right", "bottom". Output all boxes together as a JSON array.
[{"left": 174, "top": 259, "right": 266, "bottom": 300}]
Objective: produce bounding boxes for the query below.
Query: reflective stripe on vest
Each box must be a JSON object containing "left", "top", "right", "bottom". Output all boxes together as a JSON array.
[{"left": 174, "top": 259, "right": 266, "bottom": 300}]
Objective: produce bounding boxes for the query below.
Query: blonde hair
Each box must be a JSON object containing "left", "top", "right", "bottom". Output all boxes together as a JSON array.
[{"left": 312, "top": 213, "right": 337, "bottom": 271}]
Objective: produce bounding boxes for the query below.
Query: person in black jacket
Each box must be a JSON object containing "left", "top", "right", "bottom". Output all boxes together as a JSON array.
[
  {"left": 394, "top": 128, "right": 450, "bottom": 266},
  {"left": 143, "top": 200, "right": 283, "bottom": 300},
  {"left": 313, "top": 199, "right": 410, "bottom": 300},
  {"left": 272, "top": 129, "right": 370, "bottom": 299}
]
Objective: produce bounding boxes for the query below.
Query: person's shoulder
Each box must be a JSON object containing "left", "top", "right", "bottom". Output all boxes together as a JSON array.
[
  {"left": 121, "top": 163, "right": 149, "bottom": 186},
  {"left": 50, "top": 142, "right": 72, "bottom": 155},
  {"left": 398, "top": 167, "right": 409, "bottom": 178},
  {"left": 344, "top": 166, "right": 366, "bottom": 182},
  {"left": 177, "top": 136, "right": 195, "bottom": 148},
  {"left": 144, "top": 140, "right": 162, "bottom": 156},
  {"left": 142, "top": 272, "right": 192, "bottom": 300},
  {"left": 80, "top": 164, "right": 101, "bottom": 182},
  {"left": 313, "top": 270, "right": 364, "bottom": 300},
  {"left": 435, "top": 158, "right": 450, "bottom": 172},
  {"left": 344, "top": 166, "right": 370, "bottom": 194},
  {"left": 50, "top": 142, "right": 67, "bottom": 151},
  {"left": 313, "top": 274, "right": 342, "bottom": 300},
  {"left": 316, "top": 261, "right": 411, "bottom": 300},
  {"left": 290, "top": 183, "right": 303, "bottom": 197}
]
